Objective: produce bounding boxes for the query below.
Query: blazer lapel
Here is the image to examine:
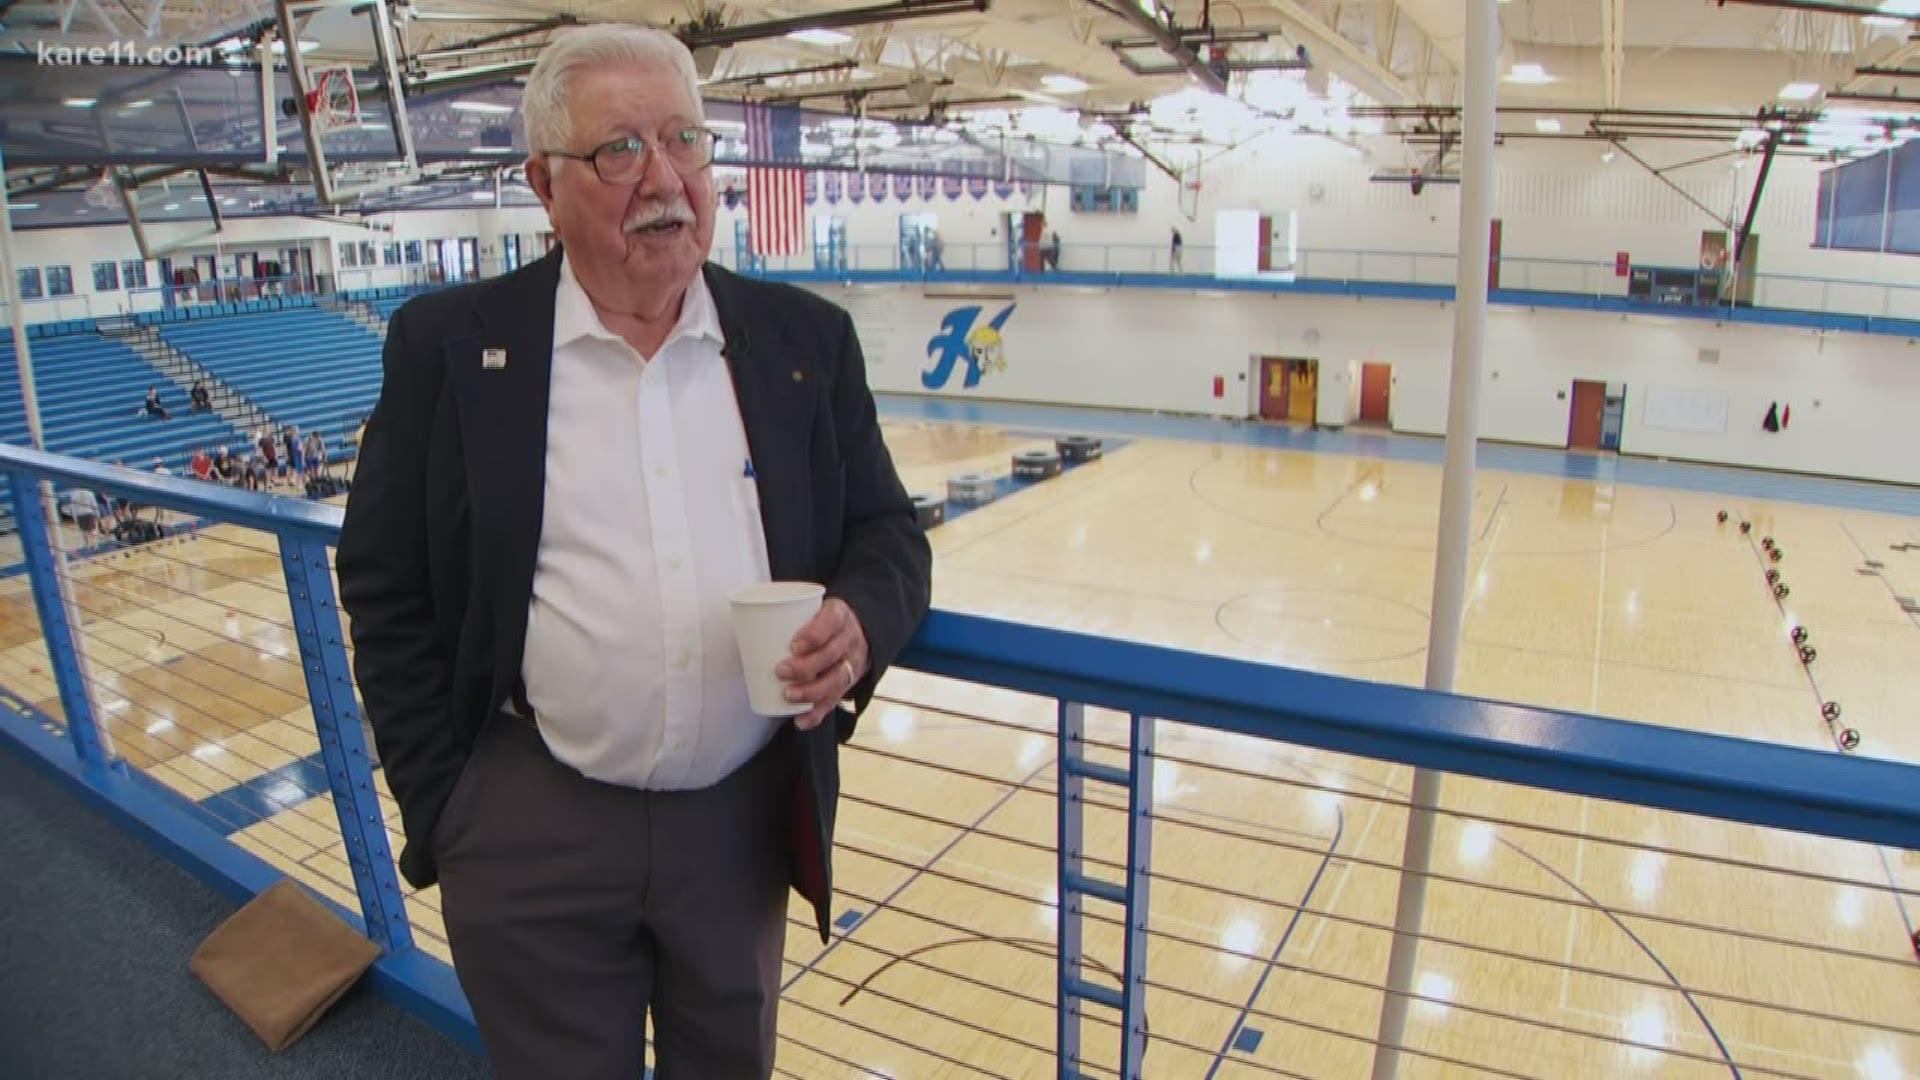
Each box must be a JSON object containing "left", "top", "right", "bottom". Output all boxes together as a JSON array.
[
  {"left": 706, "top": 264, "right": 817, "bottom": 581},
  {"left": 453, "top": 248, "right": 562, "bottom": 697}
]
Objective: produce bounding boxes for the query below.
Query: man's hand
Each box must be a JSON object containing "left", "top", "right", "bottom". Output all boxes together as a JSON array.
[{"left": 776, "top": 598, "right": 869, "bottom": 731}]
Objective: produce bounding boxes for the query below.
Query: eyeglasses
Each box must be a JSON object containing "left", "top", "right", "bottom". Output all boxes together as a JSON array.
[{"left": 544, "top": 127, "right": 719, "bottom": 183}]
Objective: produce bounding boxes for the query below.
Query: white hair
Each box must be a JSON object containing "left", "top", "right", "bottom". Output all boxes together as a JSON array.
[{"left": 522, "top": 24, "right": 704, "bottom": 155}]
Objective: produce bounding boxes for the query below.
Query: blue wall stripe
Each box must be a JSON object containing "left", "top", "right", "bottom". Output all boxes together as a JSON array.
[{"left": 877, "top": 396, "right": 1920, "bottom": 519}]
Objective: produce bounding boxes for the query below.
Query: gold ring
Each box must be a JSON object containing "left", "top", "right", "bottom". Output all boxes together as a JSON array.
[{"left": 841, "top": 659, "right": 856, "bottom": 685}]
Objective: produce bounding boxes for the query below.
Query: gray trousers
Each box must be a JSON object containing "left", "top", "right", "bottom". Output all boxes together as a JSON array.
[{"left": 434, "top": 716, "right": 793, "bottom": 1080}]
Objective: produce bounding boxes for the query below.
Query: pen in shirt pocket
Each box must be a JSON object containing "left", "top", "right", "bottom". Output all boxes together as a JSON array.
[{"left": 742, "top": 457, "right": 757, "bottom": 479}]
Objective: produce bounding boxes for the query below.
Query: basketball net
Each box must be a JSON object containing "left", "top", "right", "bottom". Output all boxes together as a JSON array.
[
  {"left": 1178, "top": 167, "right": 1201, "bottom": 218},
  {"left": 306, "top": 67, "right": 360, "bottom": 136},
  {"left": 83, "top": 169, "right": 121, "bottom": 210}
]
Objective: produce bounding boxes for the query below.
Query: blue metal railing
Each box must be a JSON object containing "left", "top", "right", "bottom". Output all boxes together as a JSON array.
[{"left": 1, "top": 441, "right": 1919, "bottom": 1076}]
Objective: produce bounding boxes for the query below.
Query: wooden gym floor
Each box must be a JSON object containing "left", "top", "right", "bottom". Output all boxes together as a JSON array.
[{"left": 0, "top": 416, "right": 1916, "bottom": 1079}]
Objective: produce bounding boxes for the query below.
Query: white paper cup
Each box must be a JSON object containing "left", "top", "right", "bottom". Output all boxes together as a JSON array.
[{"left": 728, "top": 581, "right": 826, "bottom": 717}]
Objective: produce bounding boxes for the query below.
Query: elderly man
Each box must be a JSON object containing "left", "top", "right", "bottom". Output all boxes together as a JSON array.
[{"left": 336, "top": 24, "right": 930, "bottom": 1080}]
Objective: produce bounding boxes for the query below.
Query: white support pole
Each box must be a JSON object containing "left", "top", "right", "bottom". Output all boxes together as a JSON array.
[
  {"left": 0, "top": 142, "right": 113, "bottom": 760},
  {"left": 1369, "top": 1, "right": 1497, "bottom": 1077}
]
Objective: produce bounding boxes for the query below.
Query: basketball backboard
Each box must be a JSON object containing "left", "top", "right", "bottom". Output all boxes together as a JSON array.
[{"left": 275, "top": 0, "right": 419, "bottom": 205}]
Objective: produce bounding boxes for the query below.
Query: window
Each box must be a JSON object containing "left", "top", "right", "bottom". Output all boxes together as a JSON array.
[
  {"left": 45, "top": 265, "right": 74, "bottom": 297},
  {"left": 503, "top": 234, "right": 521, "bottom": 271},
  {"left": 339, "top": 242, "right": 359, "bottom": 268},
  {"left": 1068, "top": 186, "right": 1138, "bottom": 213},
  {"left": 383, "top": 241, "right": 401, "bottom": 266},
  {"left": 404, "top": 240, "right": 422, "bottom": 264},
  {"left": 122, "top": 259, "right": 148, "bottom": 289},
  {"left": 93, "top": 261, "right": 120, "bottom": 292},
  {"left": 17, "top": 268, "right": 41, "bottom": 300},
  {"left": 358, "top": 240, "right": 377, "bottom": 266}
]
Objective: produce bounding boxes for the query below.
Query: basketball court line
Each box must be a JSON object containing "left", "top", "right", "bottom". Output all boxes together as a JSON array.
[
  {"left": 1199, "top": 806, "right": 1343, "bottom": 1080},
  {"left": 780, "top": 756, "right": 1057, "bottom": 994},
  {"left": 1502, "top": 836, "right": 1739, "bottom": 1073}
]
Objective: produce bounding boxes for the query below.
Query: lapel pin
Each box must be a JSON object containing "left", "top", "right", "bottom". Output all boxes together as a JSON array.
[
  {"left": 791, "top": 369, "right": 804, "bottom": 382},
  {"left": 482, "top": 348, "right": 508, "bottom": 370}
]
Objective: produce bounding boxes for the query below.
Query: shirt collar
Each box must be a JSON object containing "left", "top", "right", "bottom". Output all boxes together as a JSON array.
[{"left": 554, "top": 254, "right": 723, "bottom": 354}]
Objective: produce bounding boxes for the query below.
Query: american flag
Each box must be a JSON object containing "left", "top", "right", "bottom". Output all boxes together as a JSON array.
[{"left": 745, "top": 102, "right": 804, "bottom": 257}]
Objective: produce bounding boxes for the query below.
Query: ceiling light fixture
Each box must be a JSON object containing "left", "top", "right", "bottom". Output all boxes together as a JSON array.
[
  {"left": 1503, "top": 63, "right": 1552, "bottom": 85},
  {"left": 787, "top": 28, "right": 852, "bottom": 46},
  {"left": 1041, "top": 74, "right": 1089, "bottom": 93},
  {"left": 1867, "top": 1, "right": 1920, "bottom": 30},
  {"left": 1780, "top": 82, "right": 1823, "bottom": 101}
]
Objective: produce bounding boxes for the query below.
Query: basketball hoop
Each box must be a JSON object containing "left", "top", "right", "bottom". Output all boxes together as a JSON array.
[
  {"left": 1178, "top": 169, "right": 1202, "bottom": 218},
  {"left": 82, "top": 169, "right": 121, "bottom": 210},
  {"left": 306, "top": 66, "right": 360, "bottom": 135}
]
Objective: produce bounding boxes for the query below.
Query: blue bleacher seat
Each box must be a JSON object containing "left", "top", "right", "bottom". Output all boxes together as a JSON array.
[
  {"left": 0, "top": 334, "right": 255, "bottom": 502},
  {"left": 158, "top": 307, "right": 383, "bottom": 451}
]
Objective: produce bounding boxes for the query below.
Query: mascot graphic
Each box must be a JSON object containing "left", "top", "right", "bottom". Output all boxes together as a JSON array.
[{"left": 922, "top": 303, "right": 1016, "bottom": 390}]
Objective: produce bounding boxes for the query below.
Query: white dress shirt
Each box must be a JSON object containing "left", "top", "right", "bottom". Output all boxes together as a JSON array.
[{"left": 521, "top": 256, "right": 776, "bottom": 791}]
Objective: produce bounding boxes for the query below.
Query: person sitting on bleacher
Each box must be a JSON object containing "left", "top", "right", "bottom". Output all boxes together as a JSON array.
[
  {"left": 189, "top": 381, "right": 212, "bottom": 414},
  {"left": 214, "top": 447, "right": 239, "bottom": 487},
  {"left": 142, "top": 386, "right": 170, "bottom": 422},
  {"left": 247, "top": 453, "right": 269, "bottom": 492},
  {"left": 190, "top": 447, "right": 213, "bottom": 482}
]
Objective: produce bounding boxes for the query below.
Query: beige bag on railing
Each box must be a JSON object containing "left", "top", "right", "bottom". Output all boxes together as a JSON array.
[{"left": 189, "top": 879, "right": 382, "bottom": 1051}]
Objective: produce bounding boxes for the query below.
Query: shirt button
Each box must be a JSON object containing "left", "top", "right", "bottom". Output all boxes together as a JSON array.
[
  {"left": 674, "top": 650, "right": 691, "bottom": 670},
  {"left": 667, "top": 557, "right": 682, "bottom": 571}
]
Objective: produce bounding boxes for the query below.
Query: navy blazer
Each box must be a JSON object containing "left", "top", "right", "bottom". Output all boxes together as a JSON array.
[{"left": 336, "top": 247, "right": 932, "bottom": 942}]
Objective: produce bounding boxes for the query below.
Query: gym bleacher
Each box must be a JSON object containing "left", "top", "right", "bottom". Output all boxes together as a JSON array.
[
  {"left": 155, "top": 305, "right": 384, "bottom": 448},
  {"left": 0, "top": 327, "right": 250, "bottom": 473},
  {"left": 341, "top": 283, "right": 442, "bottom": 325},
  {"left": 0, "top": 285, "right": 443, "bottom": 534}
]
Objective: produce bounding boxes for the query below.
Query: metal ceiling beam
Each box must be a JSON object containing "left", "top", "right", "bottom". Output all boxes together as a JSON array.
[
  {"left": 419, "top": 14, "right": 576, "bottom": 56},
  {"left": 704, "top": 59, "right": 858, "bottom": 87},
  {"left": 1100, "top": 24, "right": 1294, "bottom": 47},
  {"left": 1087, "top": 0, "right": 1227, "bottom": 95},
  {"left": 1261, "top": 0, "right": 1417, "bottom": 104},
  {"left": 682, "top": 0, "right": 988, "bottom": 50},
  {"left": 763, "top": 75, "right": 952, "bottom": 103},
  {"left": 1845, "top": 38, "right": 1920, "bottom": 93},
  {"left": 1826, "top": 91, "right": 1920, "bottom": 110},
  {"left": 1116, "top": 52, "right": 1308, "bottom": 76},
  {"left": 1716, "top": 0, "right": 1915, "bottom": 16},
  {"left": 1110, "top": 124, "right": 1180, "bottom": 181}
]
